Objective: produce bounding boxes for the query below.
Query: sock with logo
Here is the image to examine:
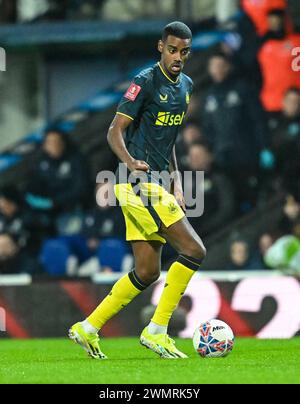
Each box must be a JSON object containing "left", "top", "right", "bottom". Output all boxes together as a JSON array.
[
  {"left": 151, "top": 255, "right": 202, "bottom": 328},
  {"left": 87, "top": 270, "right": 148, "bottom": 330}
]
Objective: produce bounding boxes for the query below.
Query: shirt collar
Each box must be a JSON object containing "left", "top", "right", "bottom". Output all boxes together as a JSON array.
[{"left": 157, "top": 62, "right": 180, "bottom": 84}]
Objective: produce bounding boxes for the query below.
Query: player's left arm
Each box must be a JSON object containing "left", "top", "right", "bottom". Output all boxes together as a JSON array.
[{"left": 169, "top": 145, "right": 186, "bottom": 212}]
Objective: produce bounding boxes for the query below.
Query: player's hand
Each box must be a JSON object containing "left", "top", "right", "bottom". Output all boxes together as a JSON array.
[
  {"left": 174, "top": 187, "right": 186, "bottom": 213},
  {"left": 128, "top": 159, "right": 150, "bottom": 175}
]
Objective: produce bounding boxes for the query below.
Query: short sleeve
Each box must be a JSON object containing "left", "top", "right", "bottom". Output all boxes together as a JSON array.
[{"left": 117, "top": 75, "right": 148, "bottom": 121}]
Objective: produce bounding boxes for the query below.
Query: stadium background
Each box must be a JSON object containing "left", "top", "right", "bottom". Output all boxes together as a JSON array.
[{"left": 0, "top": 0, "right": 300, "bottom": 342}]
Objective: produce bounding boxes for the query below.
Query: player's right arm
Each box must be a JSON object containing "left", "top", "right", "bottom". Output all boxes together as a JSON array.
[
  {"left": 107, "top": 75, "right": 150, "bottom": 173},
  {"left": 107, "top": 113, "right": 149, "bottom": 173}
]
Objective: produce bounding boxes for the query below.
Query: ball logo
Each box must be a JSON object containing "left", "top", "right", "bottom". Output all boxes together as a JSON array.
[
  {"left": 212, "top": 326, "right": 225, "bottom": 331},
  {"left": 291, "top": 47, "right": 300, "bottom": 72}
]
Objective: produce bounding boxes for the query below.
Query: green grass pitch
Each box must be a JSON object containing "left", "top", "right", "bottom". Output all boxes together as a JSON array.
[{"left": 1, "top": 337, "right": 300, "bottom": 384}]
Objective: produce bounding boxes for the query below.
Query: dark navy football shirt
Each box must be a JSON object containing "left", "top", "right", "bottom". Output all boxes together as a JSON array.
[{"left": 117, "top": 62, "right": 193, "bottom": 173}]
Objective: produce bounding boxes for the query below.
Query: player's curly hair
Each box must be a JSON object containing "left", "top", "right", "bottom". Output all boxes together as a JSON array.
[{"left": 162, "top": 21, "right": 192, "bottom": 42}]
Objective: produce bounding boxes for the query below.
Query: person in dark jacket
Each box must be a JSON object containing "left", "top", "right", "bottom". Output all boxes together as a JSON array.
[
  {"left": 176, "top": 120, "right": 204, "bottom": 170},
  {"left": 0, "top": 187, "right": 39, "bottom": 274},
  {"left": 202, "top": 52, "right": 268, "bottom": 171},
  {"left": 226, "top": 237, "right": 265, "bottom": 270},
  {"left": 26, "top": 128, "right": 91, "bottom": 226},
  {"left": 201, "top": 52, "right": 271, "bottom": 208},
  {"left": 268, "top": 87, "right": 300, "bottom": 197},
  {"left": 82, "top": 181, "right": 126, "bottom": 251},
  {"left": 185, "top": 141, "right": 236, "bottom": 238}
]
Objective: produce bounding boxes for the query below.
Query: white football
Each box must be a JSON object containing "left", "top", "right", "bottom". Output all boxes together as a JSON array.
[{"left": 193, "top": 319, "right": 234, "bottom": 358}]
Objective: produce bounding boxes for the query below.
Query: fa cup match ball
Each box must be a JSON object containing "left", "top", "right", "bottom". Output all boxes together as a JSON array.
[{"left": 193, "top": 319, "right": 234, "bottom": 358}]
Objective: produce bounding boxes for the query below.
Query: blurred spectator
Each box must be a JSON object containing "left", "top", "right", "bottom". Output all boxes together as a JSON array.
[
  {"left": 258, "top": 9, "right": 300, "bottom": 111},
  {"left": 259, "top": 232, "right": 276, "bottom": 254},
  {"left": 0, "top": 187, "right": 39, "bottom": 274},
  {"left": 278, "top": 193, "right": 300, "bottom": 234},
  {"left": 83, "top": 181, "right": 125, "bottom": 246},
  {"left": 185, "top": 142, "right": 236, "bottom": 238},
  {"left": 214, "top": 0, "right": 239, "bottom": 26},
  {"left": 17, "top": 0, "right": 68, "bottom": 22},
  {"left": 242, "top": 0, "right": 291, "bottom": 36},
  {"left": 258, "top": 231, "right": 280, "bottom": 268},
  {"left": 226, "top": 235, "right": 265, "bottom": 270},
  {"left": 67, "top": 0, "right": 106, "bottom": 20},
  {"left": 201, "top": 52, "right": 270, "bottom": 209},
  {"left": 0, "top": 0, "right": 17, "bottom": 23},
  {"left": 264, "top": 217, "right": 300, "bottom": 272},
  {"left": 40, "top": 182, "right": 130, "bottom": 276},
  {"left": 176, "top": 121, "right": 204, "bottom": 170},
  {"left": 221, "top": 11, "right": 262, "bottom": 90},
  {"left": 202, "top": 52, "right": 268, "bottom": 170},
  {"left": 262, "top": 193, "right": 300, "bottom": 272},
  {"left": 260, "top": 8, "right": 292, "bottom": 42},
  {"left": 25, "top": 128, "right": 91, "bottom": 234},
  {"left": 268, "top": 88, "right": 300, "bottom": 196}
]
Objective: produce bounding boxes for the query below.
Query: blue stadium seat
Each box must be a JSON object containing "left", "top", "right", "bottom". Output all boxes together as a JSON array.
[
  {"left": 97, "top": 238, "right": 129, "bottom": 272},
  {"left": 40, "top": 238, "right": 72, "bottom": 275}
]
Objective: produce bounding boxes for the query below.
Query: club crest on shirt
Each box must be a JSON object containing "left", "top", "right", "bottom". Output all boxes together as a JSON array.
[{"left": 125, "top": 83, "right": 141, "bottom": 101}]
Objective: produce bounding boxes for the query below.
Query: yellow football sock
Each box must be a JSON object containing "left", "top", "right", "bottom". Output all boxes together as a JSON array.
[
  {"left": 87, "top": 271, "right": 146, "bottom": 330},
  {"left": 151, "top": 255, "right": 201, "bottom": 327}
]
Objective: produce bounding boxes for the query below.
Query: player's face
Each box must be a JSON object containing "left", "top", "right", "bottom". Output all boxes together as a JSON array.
[{"left": 158, "top": 35, "right": 191, "bottom": 77}]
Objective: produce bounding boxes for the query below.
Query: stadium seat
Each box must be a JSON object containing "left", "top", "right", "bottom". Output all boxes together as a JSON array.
[{"left": 97, "top": 238, "right": 129, "bottom": 272}]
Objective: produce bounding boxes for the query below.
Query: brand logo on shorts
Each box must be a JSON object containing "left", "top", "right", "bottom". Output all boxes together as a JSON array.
[{"left": 155, "top": 111, "right": 185, "bottom": 126}]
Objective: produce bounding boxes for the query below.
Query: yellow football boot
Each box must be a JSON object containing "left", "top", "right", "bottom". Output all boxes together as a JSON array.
[
  {"left": 140, "top": 327, "right": 188, "bottom": 359},
  {"left": 68, "top": 322, "right": 107, "bottom": 359}
]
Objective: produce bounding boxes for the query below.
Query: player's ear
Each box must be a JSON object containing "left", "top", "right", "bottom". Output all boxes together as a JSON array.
[{"left": 158, "top": 40, "right": 163, "bottom": 54}]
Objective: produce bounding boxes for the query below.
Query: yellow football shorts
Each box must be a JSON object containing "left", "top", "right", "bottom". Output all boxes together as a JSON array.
[{"left": 114, "top": 182, "right": 185, "bottom": 244}]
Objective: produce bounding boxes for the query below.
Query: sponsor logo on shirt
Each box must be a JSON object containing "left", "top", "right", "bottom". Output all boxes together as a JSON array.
[{"left": 155, "top": 111, "right": 185, "bottom": 126}]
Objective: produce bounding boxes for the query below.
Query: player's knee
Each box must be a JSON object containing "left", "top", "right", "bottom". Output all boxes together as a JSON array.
[{"left": 136, "top": 265, "right": 161, "bottom": 285}]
